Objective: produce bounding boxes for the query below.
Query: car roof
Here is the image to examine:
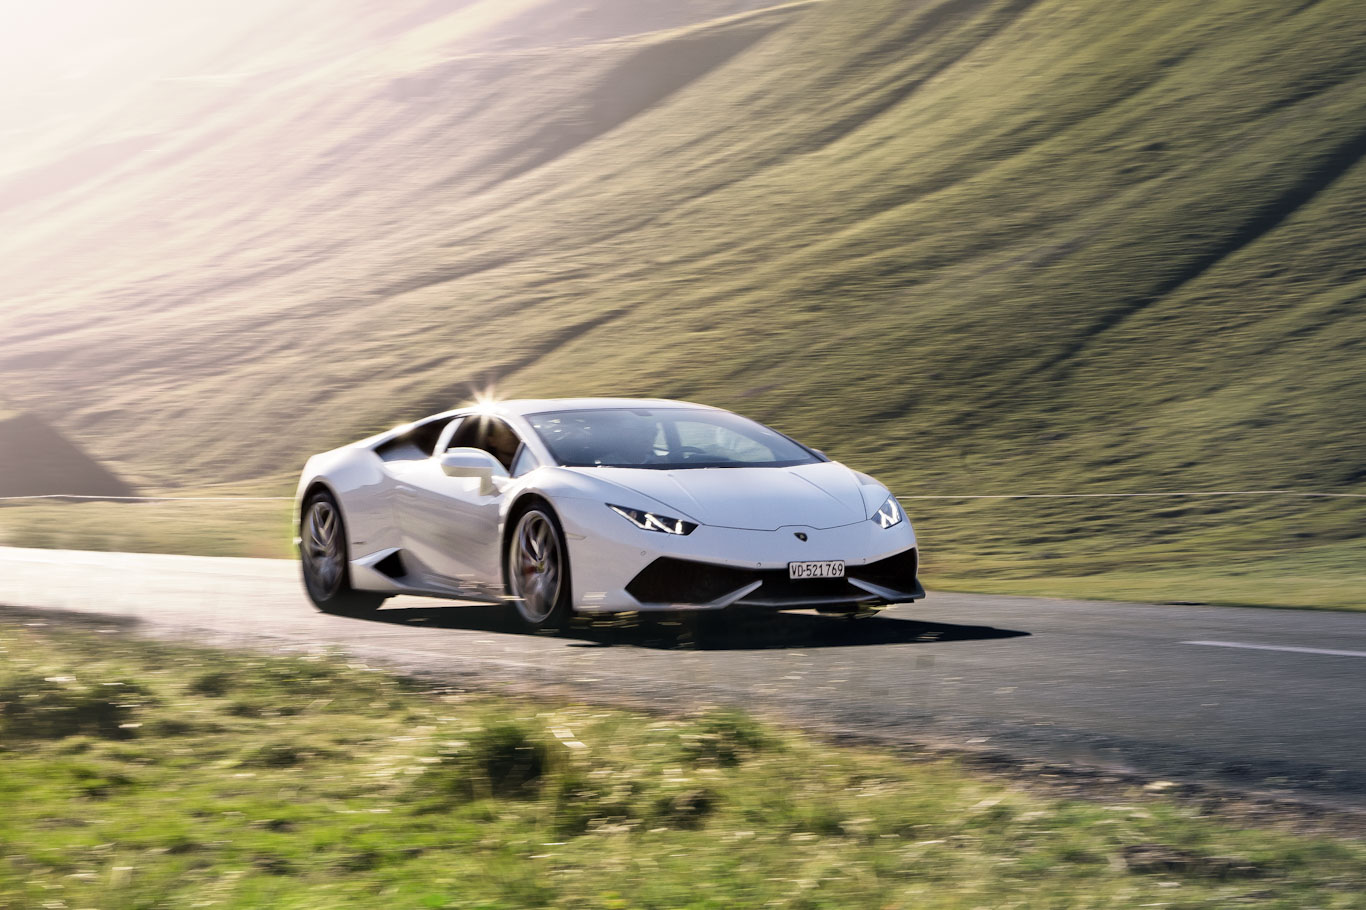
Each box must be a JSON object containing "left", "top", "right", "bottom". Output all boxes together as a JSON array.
[
  {"left": 487, "top": 398, "right": 718, "bottom": 417},
  {"left": 358, "top": 399, "right": 723, "bottom": 451}
]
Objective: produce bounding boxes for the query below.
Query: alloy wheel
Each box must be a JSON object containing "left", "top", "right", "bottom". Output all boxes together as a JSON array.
[
  {"left": 303, "top": 498, "right": 344, "bottom": 598},
  {"left": 510, "top": 510, "right": 562, "bottom": 623}
]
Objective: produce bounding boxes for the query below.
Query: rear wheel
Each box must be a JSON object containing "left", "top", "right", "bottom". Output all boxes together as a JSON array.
[
  {"left": 300, "top": 490, "right": 385, "bottom": 616},
  {"left": 505, "top": 505, "right": 572, "bottom": 632}
]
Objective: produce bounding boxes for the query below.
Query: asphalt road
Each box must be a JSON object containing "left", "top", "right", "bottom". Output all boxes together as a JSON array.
[{"left": 2, "top": 546, "right": 1364, "bottom": 806}]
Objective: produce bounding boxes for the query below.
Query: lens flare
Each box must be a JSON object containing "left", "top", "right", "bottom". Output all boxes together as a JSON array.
[{"left": 469, "top": 383, "right": 501, "bottom": 414}]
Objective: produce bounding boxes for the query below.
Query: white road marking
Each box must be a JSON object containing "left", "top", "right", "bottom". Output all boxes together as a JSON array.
[
  {"left": 900, "top": 490, "right": 1366, "bottom": 499},
  {"left": 1182, "top": 640, "right": 1366, "bottom": 659}
]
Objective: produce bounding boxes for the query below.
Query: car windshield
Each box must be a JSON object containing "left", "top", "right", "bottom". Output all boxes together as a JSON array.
[{"left": 526, "top": 408, "right": 823, "bottom": 469}]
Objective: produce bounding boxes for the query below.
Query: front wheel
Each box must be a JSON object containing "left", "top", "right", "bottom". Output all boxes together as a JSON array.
[
  {"left": 300, "top": 490, "right": 385, "bottom": 616},
  {"left": 505, "top": 505, "right": 572, "bottom": 632}
]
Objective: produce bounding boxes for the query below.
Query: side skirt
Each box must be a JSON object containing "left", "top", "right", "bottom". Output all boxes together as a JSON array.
[{"left": 349, "top": 547, "right": 505, "bottom": 604}]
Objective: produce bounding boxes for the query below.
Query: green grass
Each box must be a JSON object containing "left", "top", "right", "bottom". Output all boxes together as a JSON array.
[
  {"left": 0, "top": 499, "right": 295, "bottom": 560},
  {"left": 2, "top": 618, "right": 1364, "bottom": 909},
  {"left": 1, "top": 0, "right": 1365, "bottom": 605}
]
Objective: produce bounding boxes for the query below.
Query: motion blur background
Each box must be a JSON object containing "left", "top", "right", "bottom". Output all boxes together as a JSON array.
[{"left": 1, "top": 0, "right": 1364, "bottom": 608}]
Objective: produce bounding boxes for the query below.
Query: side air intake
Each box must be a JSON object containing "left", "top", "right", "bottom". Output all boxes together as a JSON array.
[{"left": 373, "top": 550, "right": 407, "bottom": 579}]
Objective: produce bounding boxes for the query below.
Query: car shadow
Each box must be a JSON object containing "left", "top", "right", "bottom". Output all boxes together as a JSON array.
[{"left": 360, "top": 604, "right": 1030, "bottom": 651}]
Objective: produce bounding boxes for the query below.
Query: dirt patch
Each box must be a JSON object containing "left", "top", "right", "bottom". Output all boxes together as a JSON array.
[{"left": 0, "top": 411, "right": 135, "bottom": 498}]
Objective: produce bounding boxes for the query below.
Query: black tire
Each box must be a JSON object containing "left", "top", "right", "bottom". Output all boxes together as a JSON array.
[
  {"left": 300, "top": 489, "right": 386, "bottom": 616},
  {"left": 504, "top": 502, "right": 573, "bottom": 632}
]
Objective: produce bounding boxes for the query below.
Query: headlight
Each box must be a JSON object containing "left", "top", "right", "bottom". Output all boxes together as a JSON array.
[
  {"left": 872, "top": 494, "right": 903, "bottom": 529},
  {"left": 607, "top": 504, "right": 698, "bottom": 535}
]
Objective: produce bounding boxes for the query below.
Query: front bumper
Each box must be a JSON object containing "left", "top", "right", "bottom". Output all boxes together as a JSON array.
[
  {"left": 553, "top": 496, "right": 923, "bottom": 613},
  {"left": 626, "top": 548, "right": 924, "bottom": 610}
]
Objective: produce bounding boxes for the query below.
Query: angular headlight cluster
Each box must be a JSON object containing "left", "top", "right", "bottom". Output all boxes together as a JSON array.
[
  {"left": 872, "top": 494, "right": 903, "bottom": 529},
  {"left": 608, "top": 504, "right": 698, "bottom": 536}
]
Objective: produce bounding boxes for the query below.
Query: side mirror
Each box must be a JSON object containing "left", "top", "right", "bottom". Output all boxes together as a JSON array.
[{"left": 440, "top": 447, "right": 508, "bottom": 495}]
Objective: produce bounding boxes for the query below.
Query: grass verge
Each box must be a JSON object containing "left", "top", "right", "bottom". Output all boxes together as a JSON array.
[
  {"left": 0, "top": 499, "right": 295, "bottom": 560},
  {"left": 4, "top": 496, "right": 1363, "bottom": 610},
  {"left": 1, "top": 617, "right": 1364, "bottom": 908}
]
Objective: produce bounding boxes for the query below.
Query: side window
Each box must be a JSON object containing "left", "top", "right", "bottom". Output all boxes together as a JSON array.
[
  {"left": 446, "top": 415, "right": 522, "bottom": 472},
  {"left": 375, "top": 415, "right": 457, "bottom": 462},
  {"left": 423, "top": 415, "right": 461, "bottom": 453},
  {"left": 510, "top": 445, "right": 539, "bottom": 477},
  {"left": 445, "top": 418, "right": 480, "bottom": 451},
  {"left": 482, "top": 419, "right": 521, "bottom": 471}
]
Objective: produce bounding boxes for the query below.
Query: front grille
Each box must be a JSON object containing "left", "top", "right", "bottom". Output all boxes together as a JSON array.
[
  {"left": 746, "top": 570, "right": 853, "bottom": 599},
  {"left": 626, "top": 549, "right": 920, "bottom": 607}
]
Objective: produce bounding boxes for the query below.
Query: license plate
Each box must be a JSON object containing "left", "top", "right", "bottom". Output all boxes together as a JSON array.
[{"left": 788, "top": 560, "right": 845, "bottom": 579}]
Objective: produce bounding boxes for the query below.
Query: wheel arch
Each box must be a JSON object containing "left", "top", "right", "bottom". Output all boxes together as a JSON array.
[
  {"left": 301, "top": 478, "right": 341, "bottom": 505},
  {"left": 301, "top": 478, "right": 340, "bottom": 505}
]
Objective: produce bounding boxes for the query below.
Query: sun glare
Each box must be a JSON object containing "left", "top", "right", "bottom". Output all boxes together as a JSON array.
[{"left": 470, "top": 384, "right": 501, "bottom": 413}]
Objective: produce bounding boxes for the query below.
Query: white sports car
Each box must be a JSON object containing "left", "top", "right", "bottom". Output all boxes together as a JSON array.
[{"left": 295, "top": 398, "right": 923, "bottom": 629}]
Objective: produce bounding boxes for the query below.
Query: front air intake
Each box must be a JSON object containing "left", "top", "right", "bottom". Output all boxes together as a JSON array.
[
  {"left": 847, "top": 547, "right": 919, "bottom": 591},
  {"left": 625, "top": 558, "right": 755, "bottom": 605}
]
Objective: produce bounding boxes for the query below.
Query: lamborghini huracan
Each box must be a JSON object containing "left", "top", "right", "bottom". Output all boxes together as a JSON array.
[{"left": 295, "top": 398, "right": 924, "bottom": 629}]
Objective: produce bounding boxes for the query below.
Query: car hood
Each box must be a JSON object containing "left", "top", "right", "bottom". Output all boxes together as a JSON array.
[{"left": 573, "top": 461, "right": 869, "bottom": 530}]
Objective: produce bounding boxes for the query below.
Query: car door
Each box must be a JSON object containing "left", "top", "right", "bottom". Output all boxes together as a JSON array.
[
  {"left": 369, "top": 414, "right": 463, "bottom": 553},
  {"left": 391, "top": 415, "right": 520, "bottom": 595}
]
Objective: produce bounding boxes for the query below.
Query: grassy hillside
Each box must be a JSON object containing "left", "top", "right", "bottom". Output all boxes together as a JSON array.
[{"left": 1, "top": 0, "right": 1364, "bottom": 606}]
